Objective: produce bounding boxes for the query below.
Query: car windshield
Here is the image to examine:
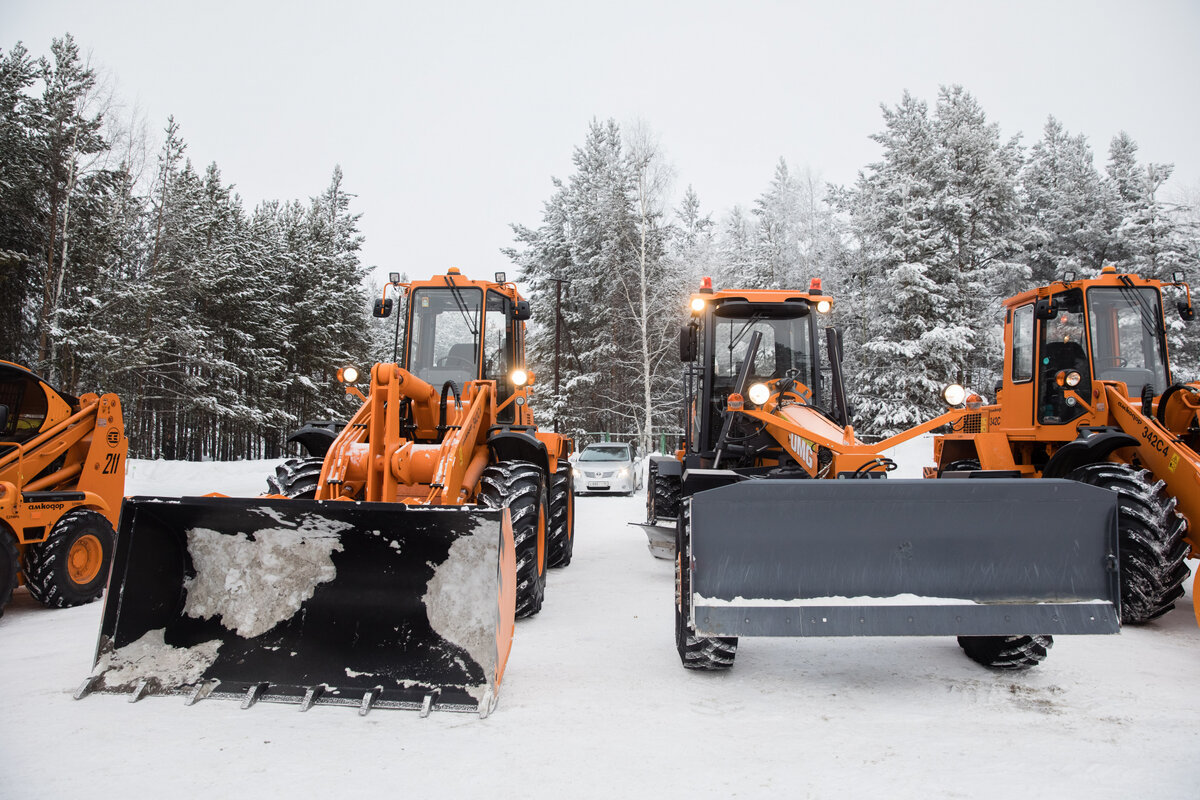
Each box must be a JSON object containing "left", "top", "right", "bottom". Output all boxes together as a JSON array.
[{"left": 579, "top": 446, "right": 630, "bottom": 462}]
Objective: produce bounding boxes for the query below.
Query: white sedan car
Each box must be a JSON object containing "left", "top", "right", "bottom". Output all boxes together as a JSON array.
[{"left": 572, "top": 443, "right": 641, "bottom": 495}]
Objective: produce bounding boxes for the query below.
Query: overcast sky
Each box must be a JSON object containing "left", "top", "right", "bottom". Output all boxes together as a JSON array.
[{"left": 7, "top": 1, "right": 1199, "bottom": 280}]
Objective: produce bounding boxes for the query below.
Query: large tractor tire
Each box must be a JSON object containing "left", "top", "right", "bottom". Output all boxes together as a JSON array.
[
  {"left": 0, "top": 533, "right": 18, "bottom": 617},
  {"left": 647, "top": 461, "right": 681, "bottom": 524},
  {"left": 941, "top": 457, "right": 1054, "bottom": 669},
  {"left": 267, "top": 457, "right": 325, "bottom": 499},
  {"left": 1067, "top": 462, "right": 1190, "bottom": 624},
  {"left": 675, "top": 500, "right": 737, "bottom": 670},
  {"left": 546, "top": 469, "right": 575, "bottom": 568},
  {"left": 479, "top": 460, "right": 548, "bottom": 618},
  {"left": 957, "top": 635, "right": 1053, "bottom": 670},
  {"left": 24, "top": 510, "right": 115, "bottom": 608}
]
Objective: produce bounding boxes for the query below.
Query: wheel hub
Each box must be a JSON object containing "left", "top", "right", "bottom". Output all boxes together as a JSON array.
[{"left": 67, "top": 534, "right": 103, "bottom": 584}]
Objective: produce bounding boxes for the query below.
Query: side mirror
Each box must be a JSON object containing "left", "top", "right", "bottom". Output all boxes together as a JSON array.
[
  {"left": 679, "top": 325, "right": 697, "bottom": 362},
  {"left": 0, "top": 404, "right": 8, "bottom": 433},
  {"left": 1179, "top": 300, "right": 1195, "bottom": 322},
  {"left": 373, "top": 298, "right": 393, "bottom": 318},
  {"left": 513, "top": 300, "right": 531, "bottom": 321},
  {"left": 1034, "top": 297, "right": 1059, "bottom": 321}
]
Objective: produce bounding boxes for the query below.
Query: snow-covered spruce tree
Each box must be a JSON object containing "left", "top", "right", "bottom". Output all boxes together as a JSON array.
[
  {"left": 275, "top": 166, "right": 370, "bottom": 447},
  {"left": 509, "top": 118, "right": 682, "bottom": 450},
  {"left": 1101, "top": 137, "right": 1200, "bottom": 378},
  {"left": 0, "top": 42, "right": 42, "bottom": 363},
  {"left": 1020, "top": 117, "right": 1110, "bottom": 284},
  {"left": 928, "top": 86, "right": 1026, "bottom": 392},
  {"left": 839, "top": 91, "right": 943, "bottom": 433},
  {"left": 838, "top": 87, "right": 1021, "bottom": 433},
  {"left": 716, "top": 205, "right": 757, "bottom": 289}
]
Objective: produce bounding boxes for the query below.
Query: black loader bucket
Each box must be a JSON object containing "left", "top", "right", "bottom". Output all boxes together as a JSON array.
[
  {"left": 687, "top": 479, "right": 1120, "bottom": 638},
  {"left": 76, "top": 496, "right": 516, "bottom": 717}
]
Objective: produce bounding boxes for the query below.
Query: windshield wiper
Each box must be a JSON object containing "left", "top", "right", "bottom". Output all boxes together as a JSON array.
[{"left": 445, "top": 275, "right": 479, "bottom": 336}]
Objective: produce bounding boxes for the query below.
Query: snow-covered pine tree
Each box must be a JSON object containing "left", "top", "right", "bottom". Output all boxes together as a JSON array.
[
  {"left": 1020, "top": 117, "right": 1109, "bottom": 283},
  {"left": 929, "top": 86, "right": 1025, "bottom": 393}
]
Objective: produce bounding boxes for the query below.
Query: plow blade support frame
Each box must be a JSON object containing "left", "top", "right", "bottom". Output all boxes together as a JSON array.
[
  {"left": 688, "top": 479, "right": 1120, "bottom": 638},
  {"left": 86, "top": 496, "right": 516, "bottom": 715}
]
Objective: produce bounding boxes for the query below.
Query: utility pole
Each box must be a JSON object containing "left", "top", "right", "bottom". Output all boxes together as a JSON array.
[{"left": 550, "top": 277, "right": 567, "bottom": 433}]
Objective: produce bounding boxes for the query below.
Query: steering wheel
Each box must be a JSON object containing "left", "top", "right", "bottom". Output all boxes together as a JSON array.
[{"left": 1099, "top": 356, "right": 1128, "bottom": 369}]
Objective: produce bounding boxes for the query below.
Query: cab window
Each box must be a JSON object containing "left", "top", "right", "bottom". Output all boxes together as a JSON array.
[
  {"left": 1011, "top": 304, "right": 1034, "bottom": 383},
  {"left": 1038, "top": 290, "right": 1090, "bottom": 425}
]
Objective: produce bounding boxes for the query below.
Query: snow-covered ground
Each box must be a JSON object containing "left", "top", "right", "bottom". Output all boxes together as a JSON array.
[{"left": 2, "top": 452, "right": 1197, "bottom": 799}]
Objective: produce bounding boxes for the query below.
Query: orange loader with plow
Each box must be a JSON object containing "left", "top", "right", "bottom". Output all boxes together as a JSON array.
[
  {"left": 930, "top": 265, "right": 1198, "bottom": 627},
  {"left": 645, "top": 279, "right": 1122, "bottom": 673}
]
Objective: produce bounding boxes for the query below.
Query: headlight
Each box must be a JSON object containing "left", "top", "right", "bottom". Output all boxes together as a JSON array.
[
  {"left": 511, "top": 369, "right": 529, "bottom": 386},
  {"left": 690, "top": 297, "right": 706, "bottom": 313},
  {"left": 816, "top": 299, "right": 832, "bottom": 314},
  {"left": 339, "top": 365, "right": 359, "bottom": 384},
  {"left": 747, "top": 382, "right": 771, "bottom": 406},
  {"left": 618, "top": 467, "right": 631, "bottom": 477},
  {"left": 942, "top": 383, "right": 966, "bottom": 406},
  {"left": 572, "top": 468, "right": 582, "bottom": 479},
  {"left": 1065, "top": 371, "right": 1081, "bottom": 387}
]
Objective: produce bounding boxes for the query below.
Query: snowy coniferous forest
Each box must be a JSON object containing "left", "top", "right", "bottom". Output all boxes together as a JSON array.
[{"left": 2, "top": 35, "right": 1198, "bottom": 459}]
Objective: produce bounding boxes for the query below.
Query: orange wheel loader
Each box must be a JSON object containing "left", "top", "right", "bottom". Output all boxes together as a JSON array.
[
  {"left": 0, "top": 361, "right": 126, "bottom": 616},
  {"left": 644, "top": 279, "right": 1121, "bottom": 673},
  {"left": 930, "top": 266, "right": 1199, "bottom": 627},
  {"left": 77, "top": 270, "right": 572, "bottom": 717}
]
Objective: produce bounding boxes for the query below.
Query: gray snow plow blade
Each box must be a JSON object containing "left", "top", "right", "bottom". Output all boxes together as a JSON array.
[
  {"left": 688, "top": 479, "right": 1120, "bottom": 638},
  {"left": 78, "top": 496, "right": 516, "bottom": 716}
]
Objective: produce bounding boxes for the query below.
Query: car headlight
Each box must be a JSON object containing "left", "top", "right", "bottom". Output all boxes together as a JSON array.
[
  {"left": 747, "top": 382, "right": 771, "bottom": 406},
  {"left": 572, "top": 468, "right": 582, "bottom": 479},
  {"left": 942, "top": 383, "right": 966, "bottom": 407},
  {"left": 618, "top": 467, "right": 631, "bottom": 478}
]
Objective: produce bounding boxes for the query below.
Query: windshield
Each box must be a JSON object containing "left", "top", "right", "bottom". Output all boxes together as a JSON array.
[
  {"left": 1087, "top": 286, "right": 1170, "bottom": 395},
  {"left": 407, "top": 287, "right": 482, "bottom": 387},
  {"left": 579, "top": 446, "right": 631, "bottom": 462},
  {"left": 711, "top": 308, "right": 814, "bottom": 386}
]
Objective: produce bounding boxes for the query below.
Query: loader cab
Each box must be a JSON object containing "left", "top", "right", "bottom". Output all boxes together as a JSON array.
[
  {"left": 0, "top": 362, "right": 75, "bottom": 443},
  {"left": 403, "top": 280, "right": 524, "bottom": 424},
  {"left": 687, "top": 296, "right": 824, "bottom": 461},
  {"left": 1006, "top": 276, "right": 1172, "bottom": 429}
]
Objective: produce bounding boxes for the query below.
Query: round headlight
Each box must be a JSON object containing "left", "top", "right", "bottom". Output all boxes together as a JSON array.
[
  {"left": 690, "top": 297, "right": 706, "bottom": 313},
  {"left": 816, "top": 299, "right": 832, "bottom": 314},
  {"left": 511, "top": 369, "right": 529, "bottom": 386},
  {"left": 340, "top": 365, "right": 359, "bottom": 384},
  {"left": 942, "top": 383, "right": 967, "bottom": 406},
  {"left": 1065, "top": 371, "right": 1081, "bottom": 387},
  {"left": 747, "top": 382, "right": 771, "bottom": 406}
]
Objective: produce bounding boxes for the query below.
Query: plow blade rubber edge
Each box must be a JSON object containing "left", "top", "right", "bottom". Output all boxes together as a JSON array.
[
  {"left": 82, "top": 496, "right": 516, "bottom": 715},
  {"left": 689, "top": 479, "right": 1120, "bottom": 638}
]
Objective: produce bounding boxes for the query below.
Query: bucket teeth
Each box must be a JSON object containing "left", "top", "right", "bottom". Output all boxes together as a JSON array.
[
  {"left": 359, "top": 687, "right": 382, "bottom": 716},
  {"left": 300, "top": 685, "right": 324, "bottom": 712},
  {"left": 241, "top": 683, "right": 268, "bottom": 709},
  {"left": 73, "top": 675, "right": 100, "bottom": 700},
  {"left": 185, "top": 680, "right": 217, "bottom": 706},
  {"left": 129, "top": 679, "right": 151, "bottom": 703}
]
